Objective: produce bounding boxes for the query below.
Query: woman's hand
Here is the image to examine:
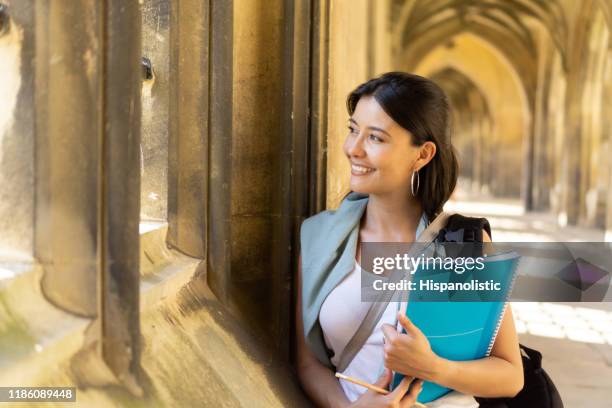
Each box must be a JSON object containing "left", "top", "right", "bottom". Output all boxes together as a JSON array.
[
  {"left": 349, "top": 369, "right": 423, "bottom": 408},
  {"left": 381, "top": 312, "right": 442, "bottom": 382}
]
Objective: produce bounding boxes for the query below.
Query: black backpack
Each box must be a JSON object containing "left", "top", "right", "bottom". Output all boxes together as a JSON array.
[{"left": 437, "top": 214, "right": 564, "bottom": 408}]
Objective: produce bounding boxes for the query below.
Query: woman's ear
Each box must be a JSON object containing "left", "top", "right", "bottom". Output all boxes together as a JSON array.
[{"left": 417, "top": 141, "right": 436, "bottom": 170}]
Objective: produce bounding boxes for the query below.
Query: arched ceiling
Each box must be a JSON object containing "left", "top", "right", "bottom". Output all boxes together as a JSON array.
[
  {"left": 414, "top": 32, "right": 529, "bottom": 152},
  {"left": 430, "top": 67, "right": 490, "bottom": 117},
  {"left": 399, "top": 18, "right": 538, "bottom": 104},
  {"left": 391, "top": 0, "right": 568, "bottom": 63},
  {"left": 392, "top": 0, "right": 570, "bottom": 75}
]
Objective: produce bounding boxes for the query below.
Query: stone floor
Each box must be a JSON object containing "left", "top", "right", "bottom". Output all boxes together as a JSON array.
[{"left": 445, "top": 185, "right": 612, "bottom": 408}]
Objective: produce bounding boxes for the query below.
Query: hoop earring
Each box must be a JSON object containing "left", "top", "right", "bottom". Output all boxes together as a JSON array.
[{"left": 411, "top": 169, "right": 420, "bottom": 196}]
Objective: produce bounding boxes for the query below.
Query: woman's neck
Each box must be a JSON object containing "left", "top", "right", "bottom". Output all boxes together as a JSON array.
[{"left": 361, "top": 192, "right": 423, "bottom": 242}]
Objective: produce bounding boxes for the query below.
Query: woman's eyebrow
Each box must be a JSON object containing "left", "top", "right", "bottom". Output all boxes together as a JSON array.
[{"left": 348, "top": 118, "right": 392, "bottom": 137}]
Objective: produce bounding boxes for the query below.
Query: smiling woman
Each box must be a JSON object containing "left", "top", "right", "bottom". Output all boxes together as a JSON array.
[
  {"left": 296, "top": 72, "right": 524, "bottom": 408},
  {"left": 343, "top": 72, "right": 458, "bottom": 222}
]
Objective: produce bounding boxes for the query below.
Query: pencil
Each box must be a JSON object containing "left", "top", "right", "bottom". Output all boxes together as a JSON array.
[
  {"left": 335, "top": 372, "right": 389, "bottom": 394},
  {"left": 334, "top": 373, "right": 427, "bottom": 407}
]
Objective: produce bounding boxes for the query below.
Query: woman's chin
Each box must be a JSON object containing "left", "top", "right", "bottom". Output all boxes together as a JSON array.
[{"left": 349, "top": 181, "right": 373, "bottom": 194}]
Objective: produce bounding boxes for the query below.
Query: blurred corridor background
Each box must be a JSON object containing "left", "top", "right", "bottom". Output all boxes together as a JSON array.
[{"left": 0, "top": 0, "right": 611, "bottom": 406}]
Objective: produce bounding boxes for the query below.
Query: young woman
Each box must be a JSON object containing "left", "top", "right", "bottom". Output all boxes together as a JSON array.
[{"left": 296, "top": 72, "right": 524, "bottom": 407}]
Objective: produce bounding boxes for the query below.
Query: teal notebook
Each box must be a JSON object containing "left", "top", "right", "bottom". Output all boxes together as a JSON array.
[{"left": 390, "top": 251, "right": 520, "bottom": 403}]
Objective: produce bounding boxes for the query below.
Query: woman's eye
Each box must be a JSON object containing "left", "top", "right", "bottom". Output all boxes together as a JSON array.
[
  {"left": 347, "top": 126, "right": 357, "bottom": 134},
  {"left": 369, "top": 134, "right": 383, "bottom": 142}
]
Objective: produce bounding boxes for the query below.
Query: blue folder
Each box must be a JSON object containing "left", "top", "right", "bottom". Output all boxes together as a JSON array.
[{"left": 391, "top": 251, "right": 520, "bottom": 403}]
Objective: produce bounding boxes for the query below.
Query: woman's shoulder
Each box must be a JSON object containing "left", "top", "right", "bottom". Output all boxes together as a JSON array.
[
  {"left": 300, "top": 191, "right": 368, "bottom": 236},
  {"left": 300, "top": 193, "right": 368, "bottom": 257},
  {"left": 299, "top": 209, "right": 337, "bottom": 243},
  {"left": 299, "top": 210, "right": 338, "bottom": 275},
  {"left": 302, "top": 208, "right": 337, "bottom": 225}
]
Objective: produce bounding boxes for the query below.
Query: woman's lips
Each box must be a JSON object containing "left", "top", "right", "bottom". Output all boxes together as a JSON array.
[{"left": 351, "top": 164, "right": 375, "bottom": 176}]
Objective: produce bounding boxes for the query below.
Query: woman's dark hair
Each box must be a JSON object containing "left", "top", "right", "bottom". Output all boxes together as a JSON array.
[{"left": 345, "top": 71, "right": 458, "bottom": 221}]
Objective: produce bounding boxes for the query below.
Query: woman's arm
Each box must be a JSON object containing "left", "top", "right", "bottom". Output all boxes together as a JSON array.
[
  {"left": 432, "top": 305, "right": 524, "bottom": 397},
  {"left": 382, "top": 230, "right": 524, "bottom": 398},
  {"left": 384, "top": 308, "right": 523, "bottom": 398},
  {"left": 295, "top": 255, "right": 352, "bottom": 408}
]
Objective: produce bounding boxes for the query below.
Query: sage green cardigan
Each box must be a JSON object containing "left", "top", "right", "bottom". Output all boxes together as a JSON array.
[{"left": 299, "top": 191, "right": 428, "bottom": 368}]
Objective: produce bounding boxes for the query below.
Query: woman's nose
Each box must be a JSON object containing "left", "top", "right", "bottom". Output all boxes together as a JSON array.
[{"left": 347, "top": 133, "right": 366, "bottom": 157}]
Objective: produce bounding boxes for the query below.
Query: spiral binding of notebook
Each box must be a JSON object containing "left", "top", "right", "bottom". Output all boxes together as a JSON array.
[{"left": 485, "top": 251, "right": 521, "bottom": 357}]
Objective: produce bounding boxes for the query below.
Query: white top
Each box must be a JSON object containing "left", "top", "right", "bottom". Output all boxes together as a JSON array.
[
  {"left": 318, "top": 212, "right": 478, "bottom": 407},
  {"left": 319, "top": 260, "right": 400, "bottom": 401}
]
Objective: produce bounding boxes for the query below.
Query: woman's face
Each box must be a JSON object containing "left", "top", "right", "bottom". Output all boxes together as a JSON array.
[{"left": 343, "top": 95, "right": 434, "bottom": 196}]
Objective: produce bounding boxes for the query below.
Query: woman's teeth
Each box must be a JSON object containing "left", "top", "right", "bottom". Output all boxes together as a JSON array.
[{"left": 351, "top": 164, "right": 375, "bottom": 174}]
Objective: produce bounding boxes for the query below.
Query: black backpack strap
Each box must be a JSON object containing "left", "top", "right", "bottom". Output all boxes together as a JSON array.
[
  {"left": 436, "top": 214, "right": 492, "bottom": 242},
  {"left": 435, "top": 214, "right": 492, "bottom": 258}
]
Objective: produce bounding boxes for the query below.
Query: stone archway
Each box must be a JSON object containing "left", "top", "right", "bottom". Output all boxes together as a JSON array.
[
  {"left": 429, "top": 67, "right": 493, "bottom": 195},
  {"left": 412, "top": 33, "right": 530, "bottom": 199},
  {"left": 391, "top": 0, "right": 569, "bottom": 208}
]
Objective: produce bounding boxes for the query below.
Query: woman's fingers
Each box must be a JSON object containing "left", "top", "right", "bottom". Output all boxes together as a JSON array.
[
  {"left": 381, "top": 323, "right": 399, "bottom": 344},
  {"left": 399, "top": 379, "right": 424, "bottom": 408},
  {"left": 389, "top": 375, "right": 414, "bottom": 401}
]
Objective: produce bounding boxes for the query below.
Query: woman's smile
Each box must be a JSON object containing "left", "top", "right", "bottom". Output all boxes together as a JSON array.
[{"left": 351, "top": 163, "right": 376, "bottom": 176}]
